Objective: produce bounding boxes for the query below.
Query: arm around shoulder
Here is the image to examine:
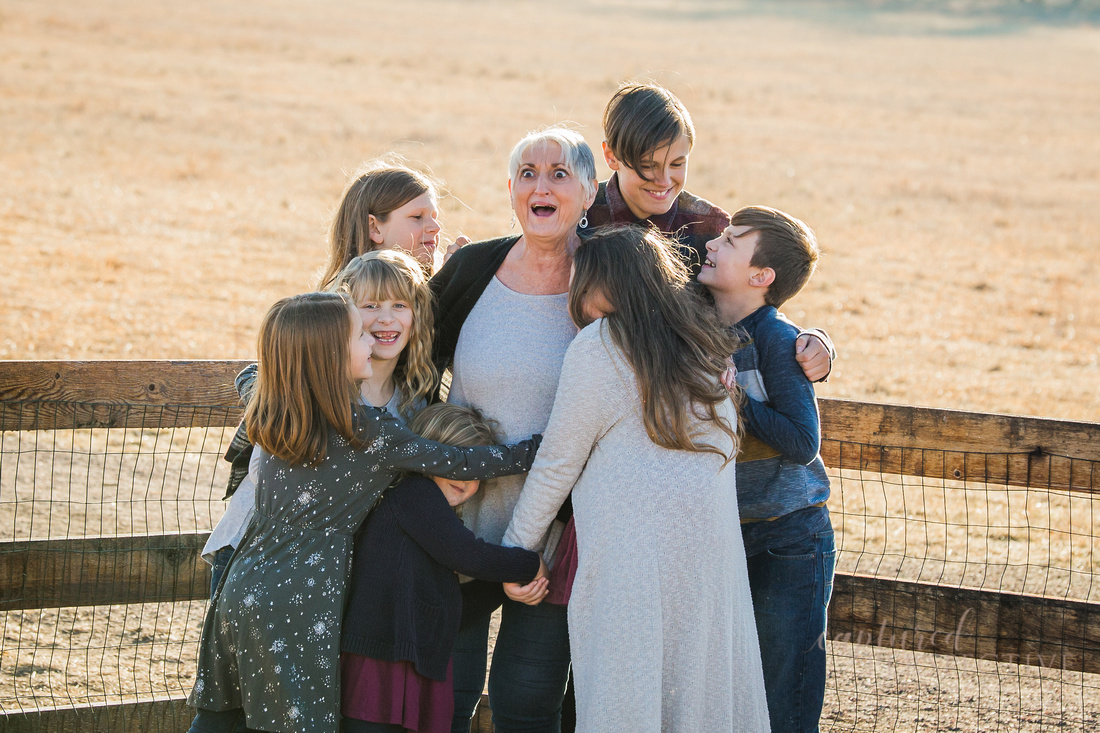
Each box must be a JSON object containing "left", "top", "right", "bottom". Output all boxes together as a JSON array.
[{"left": 794, "top": 327, "right": 836, "bottom": 383}]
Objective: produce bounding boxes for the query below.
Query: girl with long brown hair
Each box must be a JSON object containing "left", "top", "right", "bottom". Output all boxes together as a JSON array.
[
  {"left": 188, "top": 292, "right": 542, "bottom": 733},
  {"left": 318, "top": 158, "right": 469, "bottom": 286},
  {"left": 503, "top": 226, "right": 769, "bottom": 732}
]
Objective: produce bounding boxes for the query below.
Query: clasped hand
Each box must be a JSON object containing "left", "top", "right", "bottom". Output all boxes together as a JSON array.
[{"left": 503, "top": 556, "right": 549, "bottom": 606}]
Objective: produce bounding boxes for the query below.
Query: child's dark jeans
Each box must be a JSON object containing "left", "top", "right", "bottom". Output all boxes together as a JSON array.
[
  {"left": 208, "top": 545, "right": 234, "bottom": 598},
  {"left": 747, "top": 525, "right": 836, "bottom": 733}
]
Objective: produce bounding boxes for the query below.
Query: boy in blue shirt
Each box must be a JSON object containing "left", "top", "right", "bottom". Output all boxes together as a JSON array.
[{"left": 698, "top": 205, "right": 834, "bottom": 733}]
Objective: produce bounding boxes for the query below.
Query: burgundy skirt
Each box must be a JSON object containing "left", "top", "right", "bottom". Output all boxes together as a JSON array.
[
  {"left": 341, "top": 653, "right": 454, "bottom": 733},
  {"left": 546, "top": 515, "right": 578, "bottom": 606}
]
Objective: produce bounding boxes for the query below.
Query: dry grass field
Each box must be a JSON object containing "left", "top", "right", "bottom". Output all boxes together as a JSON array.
[
  {"left": 1, "top": 0, "right": 1098, "bottom": 422},
  {"left": 2, "top": 0, "right": 1099, "bottom": 729}
]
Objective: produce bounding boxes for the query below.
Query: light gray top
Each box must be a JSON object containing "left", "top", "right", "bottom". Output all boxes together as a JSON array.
[
  {"left": 448, "top": 276, "right": 577, "bottom": 548},
  {"left": 504, "top": 321, "right": 769, "bottom": 732}
]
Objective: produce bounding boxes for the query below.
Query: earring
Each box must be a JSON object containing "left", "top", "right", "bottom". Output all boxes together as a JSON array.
[
  {"left": 510, "top": 212, "right": 516, "bottom": 230},
  {"left": 579, "top": 211, "right": 589, "bottom": 229}
]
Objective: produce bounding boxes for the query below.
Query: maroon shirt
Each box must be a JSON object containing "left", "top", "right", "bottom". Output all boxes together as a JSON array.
[{"left": 586, "top": 173, "right": 731, "bottom": 276}]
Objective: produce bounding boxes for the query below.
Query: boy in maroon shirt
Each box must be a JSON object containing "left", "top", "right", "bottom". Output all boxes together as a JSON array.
[{"left": 588, "top": 82, "right": 835, "bottom": 380}]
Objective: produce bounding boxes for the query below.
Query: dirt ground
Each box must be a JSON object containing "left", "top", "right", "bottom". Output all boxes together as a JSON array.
[{"left": 1, "top": 0, "right": 1098, "bottom": 423}]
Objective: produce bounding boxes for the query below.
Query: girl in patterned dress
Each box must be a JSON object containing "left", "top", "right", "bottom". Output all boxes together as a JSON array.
[
  {"left": 187, "top": 291, "right": 540, "bottom": 733},
  {"left": 201, "top": 249, "right": 440, "bottom": 598}
]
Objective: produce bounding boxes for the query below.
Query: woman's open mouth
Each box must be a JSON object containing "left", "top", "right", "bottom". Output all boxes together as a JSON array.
[{"left": 531, "top": 203, "right": 557, "bottom": 217}]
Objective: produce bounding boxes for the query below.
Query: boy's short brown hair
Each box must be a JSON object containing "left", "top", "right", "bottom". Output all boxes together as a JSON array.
[
  {"left": 603, "top": 82, "right": 695, "bottom": 179},
  {"left": 732, "top": 206, "right": 819, "bottom": 307}
]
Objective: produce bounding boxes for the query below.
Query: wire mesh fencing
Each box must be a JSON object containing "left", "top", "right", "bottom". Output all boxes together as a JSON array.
[
  {"left": 0, "top": 386, "right": 1097, "bottom": 732},
  {"left": 1, "top": 400, "right": 239, "bottom": 722},
  {"left": 822, "top": 443, "right": 1099, "bottom": 732}
]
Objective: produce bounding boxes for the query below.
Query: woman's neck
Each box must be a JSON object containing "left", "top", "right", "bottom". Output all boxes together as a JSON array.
[
  {"left": 496, "top": 234, "right": 576, "bottom": 295},
  {"left": 359, "top": 359, "right": 398, "bottom": 407}
]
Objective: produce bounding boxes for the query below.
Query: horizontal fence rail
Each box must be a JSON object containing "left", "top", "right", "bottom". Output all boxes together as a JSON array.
[
  {"left": 0, "top": 361, "right": 250, "bottom": 431},
  {"left": 2, "top": 360, "right": 1099, "bottom": 732}
]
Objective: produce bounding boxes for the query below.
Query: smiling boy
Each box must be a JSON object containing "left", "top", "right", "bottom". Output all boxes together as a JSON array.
[
  {"left": 587, "top": 82, "right": 835, "bottom": 382},
  {"left": 588, "top": 82, "right": 725, "bottom": 274},
  {"left": 698, "top": 205, "right": 834, "bottom": 733}
]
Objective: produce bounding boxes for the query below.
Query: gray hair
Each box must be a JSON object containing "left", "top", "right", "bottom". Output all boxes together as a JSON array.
[{"left": 507, "top": 126, "right": 598, "bottom": 201}]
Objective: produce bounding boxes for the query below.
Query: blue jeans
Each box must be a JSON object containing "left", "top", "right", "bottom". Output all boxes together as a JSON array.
[
  {"left": 187, "top": 708, "right": 261, "bottom": 733},
  {"left": 208, "top": 545, "right": 235, "bottom": 598},
  {"left": 451, "top": 599, "right": 571, "bottom": 733},
  {"left": 747, "top": 527, "right": 836, "bottom": 733}
]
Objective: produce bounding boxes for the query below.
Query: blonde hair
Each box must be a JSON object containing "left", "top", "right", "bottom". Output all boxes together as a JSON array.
[
  {"left": 570, "top": 226, "right": 739, "bottom": 462},
  {"left": 330, "top": 250, "right": 438, "bottom": 417},
  {"left": 408, "top": 403, "right": 498, "bottom": 449},
  {"left": 245, "top": 292, "right": 364, "bottom": 467},
  {"left": 318, "top": 158, "right": 438, "bottom": 289}
]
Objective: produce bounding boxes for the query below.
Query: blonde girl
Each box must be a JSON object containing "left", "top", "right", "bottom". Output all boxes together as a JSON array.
[
  {"left": 340, "top": 403, "right": 546, "bottom": 733},
  {"left": 188, "top": 292, "right": 541, "bottom": 733},
  {"left": 201, "top": 251, "right": 438, "bottom": 597},
  {"left": 332, "top": 250, "right": 437, "bottom": 420}
]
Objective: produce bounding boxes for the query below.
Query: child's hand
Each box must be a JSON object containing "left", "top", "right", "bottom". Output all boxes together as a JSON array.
[
  {"left": 795, "top": 334, "right": 831, "bottom": 382},
  {"left": 442, "top": 235, "right": 472, "bottom": 266},
  {"left": 721, "top": 357, "right": 737, "bottom": 394},
  {"left": 503, "top": 574, "right": 549, "bottom": 606}
]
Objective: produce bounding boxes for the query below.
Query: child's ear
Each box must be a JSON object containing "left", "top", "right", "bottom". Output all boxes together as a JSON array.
[
  {"left": 750, "top": 268, "right": 776, "bottom": 289},
  {"left": 367, "top": 214, "right": 385, "bottom": 246},
  {"left": 602, "top": 141, "right": 621, "bottom": 171}
]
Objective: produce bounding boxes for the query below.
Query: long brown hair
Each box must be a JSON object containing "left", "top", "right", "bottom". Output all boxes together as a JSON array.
[
  {"left": 570, "top": 225, "right": 738, "bottom": 460},
  {"left": 331, "top": 250, "right": 439, "bottom": 417},
  {"left": 318, "top": 158, "right": 437, "bottom": 289},
  {"left": 245, "top": 292, "right": 364, "bottom": 466}
]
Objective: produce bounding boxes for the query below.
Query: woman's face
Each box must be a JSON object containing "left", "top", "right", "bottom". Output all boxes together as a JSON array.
[
  {"left": 369, "top": 192, "right": 441, "bottom": 267},
  {"left": 509, "top": 142, "right": 594, "bottom": 245},
  {"left": 569, "top": 262, "right": 615, "bottom": 327},
  {"left": 582, "top": 288, "right": 614, "bottom": 323}
]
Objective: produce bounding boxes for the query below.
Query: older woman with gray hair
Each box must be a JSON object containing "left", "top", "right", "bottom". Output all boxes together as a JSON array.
[{"left": 429, "top": 126, "right": 597, "bottom": 732}]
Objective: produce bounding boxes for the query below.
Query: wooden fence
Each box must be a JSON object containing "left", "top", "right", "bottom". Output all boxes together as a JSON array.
[{"left": 1, "top": 360, "right": 1098, "bottom": 732}]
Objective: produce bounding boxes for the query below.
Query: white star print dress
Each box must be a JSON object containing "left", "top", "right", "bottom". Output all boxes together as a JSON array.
[{"left": 189, "top": 406, "right": 539, "bottom": 732}]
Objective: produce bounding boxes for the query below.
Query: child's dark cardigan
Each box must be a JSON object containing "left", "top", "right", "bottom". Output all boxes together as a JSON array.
[{"left": 340, "top": 475, "right": 541, "bottom": 681}]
